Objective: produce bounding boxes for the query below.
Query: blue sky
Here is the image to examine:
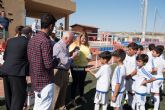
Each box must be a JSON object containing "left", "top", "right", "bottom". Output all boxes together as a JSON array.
[{"left": 26, "top": 0, "right": 165, "bottom": 32}]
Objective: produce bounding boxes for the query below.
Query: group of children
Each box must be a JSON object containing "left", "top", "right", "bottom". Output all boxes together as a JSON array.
[{"left": 86, "top": 42, "right": 165, "bottom": 110}]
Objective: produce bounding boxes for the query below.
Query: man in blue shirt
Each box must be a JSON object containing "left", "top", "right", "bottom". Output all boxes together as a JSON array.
[{"left": 0, "top": 11, "right": 10, "bottom": 40}]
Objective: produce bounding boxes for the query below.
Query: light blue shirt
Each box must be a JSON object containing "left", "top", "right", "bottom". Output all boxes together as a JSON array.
[{"left": 53, "top": 40, "right": 72, "bottom": 70}]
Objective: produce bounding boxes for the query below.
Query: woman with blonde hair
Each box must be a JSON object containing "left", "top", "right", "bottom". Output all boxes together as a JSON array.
[{"left": 69, "top": 32, "right": 92, "bottom": 106}]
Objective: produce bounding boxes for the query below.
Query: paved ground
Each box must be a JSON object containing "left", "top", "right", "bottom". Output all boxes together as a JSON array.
[
  {"left": 64, "top": 66, "right": 165, "bottom": 110},
  {"left": 0, "top": 59, "right": 165, "bottom": 110}
]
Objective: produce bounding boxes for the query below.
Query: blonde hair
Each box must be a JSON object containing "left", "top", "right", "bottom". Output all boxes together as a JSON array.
[{"left": 78, "top": 32, "right": 89, "bottom": 46}]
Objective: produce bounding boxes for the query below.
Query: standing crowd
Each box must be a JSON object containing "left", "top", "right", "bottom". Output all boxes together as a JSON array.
[
  {"left": 87, "top": 42, "right": 165, "bottom": 110},
  {"left": 0, "top": 13, "right": 92, "bottom": 110},
  {"left": 0, "top": 12, "right": 164, "bottom": 110}
]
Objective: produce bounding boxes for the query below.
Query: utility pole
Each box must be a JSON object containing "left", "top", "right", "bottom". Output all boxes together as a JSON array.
[
  {"left": 141, "top": 0, "right": 148, "bottom": 42},
  {"left": 152, "top": 8, "right": 158, "bottom": 36}
]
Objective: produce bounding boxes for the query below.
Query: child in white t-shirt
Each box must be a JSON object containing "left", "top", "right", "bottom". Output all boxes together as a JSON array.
[
  {"left": 150, "top": 46, "right": 165, "bottom": 110},
  {"left": 156, "top": 45, "right": 165, "bottom": 93},
  {"left": 145, "top": 44, "right": 156, "bottom": 95},
  {"left": 134, "top": 54, "right": 156, "bottom": 110},
  {"left": 111, "top": 49, "right": 126, "bottom": 110},
  {"left": 87, "top": 51, "right": 112, "bottom": 110},
  {"left": 124, "top": 42, "right": 138, "bottom": 108},
  {"left": 146, "top": 43, "right": 155, "bottom": 64}
]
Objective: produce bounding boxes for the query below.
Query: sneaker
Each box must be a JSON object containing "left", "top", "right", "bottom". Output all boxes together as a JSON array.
[
  {"left": 71, "top": 100, "right": 77, "bottom": 107},
  {"left": 80, "top": 96, "right": 87, "bottom": 103},
  {"left": 122, "top": 99, "right": 128, "bottom": 105}
]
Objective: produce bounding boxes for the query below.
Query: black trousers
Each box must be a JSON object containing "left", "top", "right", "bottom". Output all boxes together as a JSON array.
[
  {"left": 3, "top": 76, "right": 27, "bottom": 110},
  {"left": 70, "top": 68, "right": 87, "bottom": 99}
]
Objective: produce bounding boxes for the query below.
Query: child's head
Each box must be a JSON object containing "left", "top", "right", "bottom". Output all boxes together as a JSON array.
[
  {"left": 136, "top": 54, "right": 148, "bottom": 67},
  {"left": 99, "top": 51, "right": 111, "bottom": 64},
  {"left": 112, "top": 49, "right": 126, "bottom": 63},
  {"left": 148, "top": 43, "right": 155, "bottom": 51},
  {"left": 137, "top": 45, "right": 144, "bottom": 55},
  {"left": 157, "top": 45, "right": 164, "bottom": 53},
  {"left": 152, "top": 46, "right": 164, "bottom": 57},
  {"left": 127, "top": 42, "right": 138, "bottom": 56}
]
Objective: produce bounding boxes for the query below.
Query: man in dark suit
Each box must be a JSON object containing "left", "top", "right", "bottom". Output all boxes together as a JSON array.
[{"left": 0, "top": 26, "right": 32, "bottom": 110}]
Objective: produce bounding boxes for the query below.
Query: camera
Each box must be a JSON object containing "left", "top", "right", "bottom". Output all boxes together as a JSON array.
[{"left": 74, "top": 46, "right": 80, "bottom": 54}]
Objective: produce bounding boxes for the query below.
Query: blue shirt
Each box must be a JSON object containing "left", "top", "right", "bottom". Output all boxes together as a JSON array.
[
  {"left": 53, "top": 40, "right": 72, "bottom": 70},
  {"left": 0, "top": 17, "right": 9, "bottom": 31}
]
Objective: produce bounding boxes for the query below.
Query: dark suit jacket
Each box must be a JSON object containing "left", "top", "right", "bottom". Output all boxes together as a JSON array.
[{"left": 0, "top": 36, "right": 29, "bottom": 76}]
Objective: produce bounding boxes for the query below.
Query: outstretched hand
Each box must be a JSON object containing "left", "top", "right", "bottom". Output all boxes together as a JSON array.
[
  {"left": 72, "top": 51, "right": 78, "bottom": 59},
  {"left": 85, "top": 68, "right": 92, "bottom": 72},
  {"left": 141, "top": 80, "right": 147, "bottom": 85}
]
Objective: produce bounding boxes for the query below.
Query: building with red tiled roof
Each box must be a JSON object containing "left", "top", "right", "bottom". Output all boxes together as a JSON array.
[{"left": 70, "top": 24, "right": 99, "bottom": 41}]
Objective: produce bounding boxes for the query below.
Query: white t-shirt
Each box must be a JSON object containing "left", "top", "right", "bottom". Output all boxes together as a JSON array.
[
  {"left": 0, "top": 52, "right": 4, "bottom": 65},
  {"left": 111, "top": 65, "right": 126, "bottom": 93},
  {"left": 32, "top": 22, "right": 38, "bottom": 33},
  {"left": 159, "top": 54, "right": 164, "bottom": 60},
  {"left": 151, "top": 57, "right": 165, "bottom": 77},
  {"left": 146, "top": 51, "right": 153, "bottom": 63},
  {"left": 124, "top": 54, "right": 137, "bottom": 79},
  {"left": 94, "top": 64, "right": 112, "bottom": 92},
  {"left": 135, "top": 66, "right": 153, "bottom": 93}
]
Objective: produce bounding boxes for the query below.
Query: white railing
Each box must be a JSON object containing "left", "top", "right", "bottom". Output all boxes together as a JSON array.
[{"left": 89, "top": 41, "right": 112, "bottom": 47}]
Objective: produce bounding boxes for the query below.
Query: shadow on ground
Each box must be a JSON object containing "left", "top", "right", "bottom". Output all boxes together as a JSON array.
[{"left": 0, "top": 73, "right": 165, "bottom": 110}]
